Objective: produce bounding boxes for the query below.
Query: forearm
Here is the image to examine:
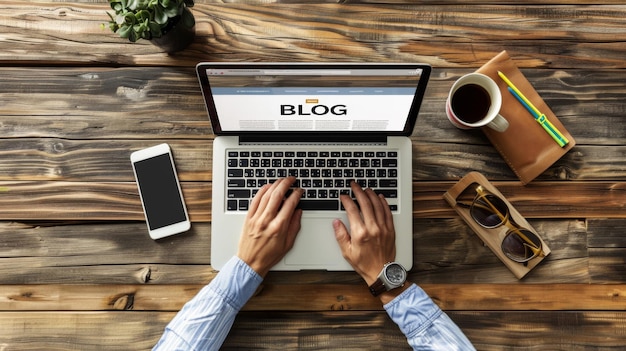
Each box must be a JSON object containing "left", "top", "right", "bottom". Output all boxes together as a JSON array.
[
  {"left": 384, "top": 283, "right": 475, "bottom": 351},
  {"left": 153, "top": 257, "right": 262, "bottom": 351}
]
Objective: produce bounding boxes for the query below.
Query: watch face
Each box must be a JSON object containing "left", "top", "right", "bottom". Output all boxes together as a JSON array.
[{"left": 385, "top": 263, "right": 406, "bottom": 285}]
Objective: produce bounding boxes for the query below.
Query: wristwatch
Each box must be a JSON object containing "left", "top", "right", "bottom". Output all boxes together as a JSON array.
[{"left": 368, "top": 262, "right": 407, "bottom": 297}]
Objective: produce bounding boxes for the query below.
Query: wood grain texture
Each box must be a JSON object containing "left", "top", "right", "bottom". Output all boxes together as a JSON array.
[
  {"left": 0, "top": 311, "right": 173, "bottom": 350},
  {"left": 2, "top": 0, "right": 626, "bottom": 349},
  {"left": 1, "top": 67, "right": 625, "bottom": 186},
  {"left": 5, "top": 283, "right": 626, "bottom": 312},
  {"left": 1, "top": 180, "right": 625, "bottom": 221},
  {"left": 1, "top": 67, "right": 624, "bottom": 143},
  {"left": 226, "top": 311, "right": 626, "bottom": 350},
  {"left": 0, "top": 218, "right": 621, "bottom": 286},
  {"left": 0, "top": 310, "right": 625, "bottom": 350},
  {"left": 0, "top": 181, "right": 210, "bottom": 221},
  {"left": 0, "top": 3, "right": 625, "bottom": 68}
]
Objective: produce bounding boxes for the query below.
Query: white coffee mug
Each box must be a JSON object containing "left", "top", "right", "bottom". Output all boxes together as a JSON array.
[{"left": 446, "top": 73, "right": 509, "bottom": 132}]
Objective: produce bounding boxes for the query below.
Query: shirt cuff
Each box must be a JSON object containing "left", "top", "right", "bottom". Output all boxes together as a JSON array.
[
  {"left": 383, "top": 283, "right": 443, "bottom": 338},
  {"left": 210, "top": 256, "right": 263, "bottom": 310}
]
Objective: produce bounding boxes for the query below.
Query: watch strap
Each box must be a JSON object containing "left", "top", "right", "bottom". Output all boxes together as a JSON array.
[{"left": 368, "top": 278, "right": 387, "bottom": 297}]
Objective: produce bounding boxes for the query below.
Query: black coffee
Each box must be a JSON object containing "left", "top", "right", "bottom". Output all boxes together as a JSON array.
[{"left": 451, "top": 84, "right": 491, "bottom": 123}]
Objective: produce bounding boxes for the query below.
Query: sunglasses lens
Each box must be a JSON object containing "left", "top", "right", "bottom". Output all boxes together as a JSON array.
[
  {"left": 470, "top": 194, "right": 509, "bottom": 228},
  {"left": 502, "top": 229, "right": 542, "bottom": 262}
]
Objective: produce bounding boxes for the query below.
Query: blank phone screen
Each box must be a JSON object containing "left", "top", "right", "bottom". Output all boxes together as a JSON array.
[{"left": 133, "top": 154, "right": 187, "bottom": 230}]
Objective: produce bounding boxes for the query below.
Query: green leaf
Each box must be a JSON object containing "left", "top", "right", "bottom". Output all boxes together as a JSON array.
[
  {"left": 153, "top": 6, "right": 168, "bottom": 25},
  {"left": 109, "top": 0, "right": 128, "bottom": 11},
  {"left": 110, "top": 1, "right": 122, "bottom": 11},
  {"left": 163, "top": 0, "right": 180, "bottom": 18},
  {"left": 132, "top": 21, "right": 147, "bottom": 38},
  {"left": 128, "top": 29, "right": 139, "bottom": 42},
  {"left": 134, "top": 9, "right": 150, "bottom": 22},
  {"left": 149, "top": 21, "right": 162, "bottom": 37},
  {"left": 128, "top": 0, "right": 142, "bottom": 11},
  {"left": 118, "top": 13, "right": 134, "bottom": 25},
  {"left": 118, "top": 25, "right": 133, "bottom": 39}
]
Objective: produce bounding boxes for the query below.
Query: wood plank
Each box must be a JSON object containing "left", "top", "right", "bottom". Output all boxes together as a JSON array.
[
  {"left": 0, "top": 139, "right": 212, "bottom": 182},
  {"left": 225, "top": 311, "right": 626, "bottom": 350},
  {"left": 2, "top": 138, "right": 626, "bottom": 184},
  {"left": 2, "top": 138, "right": 626, "bottom": 183},
  {"left": 588, "top": 218, "right": 626, "bottom": 248},
  {"left": 226, "top": 311, "right": 413, "bottom": 350},
  {"left": 588, "top": 219, "right": 626, "bottom": 283},
  {"left": 1, "top": 137, "right": 626, "bottom": 186},
  {"left": 451, "top": 311, "right": 626, "bottom": 350},
  {"left": 0, "top": 311, "right": 172, "bottom": 350},
  {"left": 0, "top": 67, "right": 210, "bottom": 140},
  {"left": 1, "top": 3, "right": 626, "bottom": 68},
  {"left": 589, "top": 248, "right": 626, "bottom": 284},
  {"left": 0, "top": 181, "right": 211, "bottom": 221},
  {"left": 0, "top": 262, "right": 215, "bottom": 285},
  {"left": 1, "top": 180, "right": 625, "bottom": 220},
  {"left": 0, "top": 310, "right": 625, "bottom": 350},
  {"left": 3, "top": 283, "right": 626, "bottom": 312},
  {"left": 0, "top": 221, "right": 212, "bottom": 266}
]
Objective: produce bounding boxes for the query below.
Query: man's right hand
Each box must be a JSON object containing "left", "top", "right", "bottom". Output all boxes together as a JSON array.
[
  {"left": 332, "top": 181, "right": 398, "bottom": 285},
  {"left": 333, "top": 181, "right": 410, "bottom": 303}
]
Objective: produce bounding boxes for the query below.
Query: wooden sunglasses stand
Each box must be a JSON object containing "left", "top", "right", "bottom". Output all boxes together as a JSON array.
[{"left": 443, "top": 172, "right": 551, "bottom": 279}]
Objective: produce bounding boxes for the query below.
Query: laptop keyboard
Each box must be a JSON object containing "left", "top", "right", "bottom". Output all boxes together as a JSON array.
[{"left": 225, "top": 150, "right": 399, "bottom": 212}]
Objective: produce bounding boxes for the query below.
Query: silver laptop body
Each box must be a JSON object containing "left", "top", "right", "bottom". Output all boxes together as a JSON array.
[{"left": 196, "top": 63, "right": 431, "bottom": 271}]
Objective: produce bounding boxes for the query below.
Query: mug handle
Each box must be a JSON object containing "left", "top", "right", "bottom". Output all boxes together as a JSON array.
[{"left": 487, "top": 114, "right": 509, "bottom": 132}]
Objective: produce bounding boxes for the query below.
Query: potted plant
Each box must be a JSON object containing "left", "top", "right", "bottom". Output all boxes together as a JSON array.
[{"left": 106, "top": 0, "right": 196, "bottom": 53}]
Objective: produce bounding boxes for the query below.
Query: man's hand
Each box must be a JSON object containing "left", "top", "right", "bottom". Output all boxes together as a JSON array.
[
  {"left": 237, "top": 177, "right": 303, "bottom": 277},
  {"left": 333, "top": 181, "right": 396, "bottom": 285},
  {"left": 333, "top": 182, "right": 408, "bottom": 303}
]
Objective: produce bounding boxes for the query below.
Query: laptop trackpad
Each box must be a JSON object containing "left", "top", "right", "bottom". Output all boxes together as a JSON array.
[{"left": 284, "top": 217, "right": 346, "bottom": 268}]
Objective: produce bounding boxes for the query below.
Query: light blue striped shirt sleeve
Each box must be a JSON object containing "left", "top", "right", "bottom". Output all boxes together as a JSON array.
[
  {"left": 153, "top": 256, "right": 262, "bottom": 351},
  {"left": 384, "top": 284, "right": 476, "bottom": 351},
  {"left": 153, "top": 259, "right": 473, "bottom": 350}
]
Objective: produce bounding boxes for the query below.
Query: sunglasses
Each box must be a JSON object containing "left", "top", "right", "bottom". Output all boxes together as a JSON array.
[{"left": 458, "top": 186, "right": 544, "bottom": 264}]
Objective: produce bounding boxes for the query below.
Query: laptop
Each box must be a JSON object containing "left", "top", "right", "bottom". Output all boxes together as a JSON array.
[{"left": 196, "top": 63, "right": 431, "bottom": 271}]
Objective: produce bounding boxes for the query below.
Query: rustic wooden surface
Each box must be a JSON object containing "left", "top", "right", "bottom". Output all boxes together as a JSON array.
[{"left": 2, "top": 0, "right": 626, "bottom": 349}]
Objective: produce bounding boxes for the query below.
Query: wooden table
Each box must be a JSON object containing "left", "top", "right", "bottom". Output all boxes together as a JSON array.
[{"left": 2, "top": 1, "right": 626, "bottom": 349}]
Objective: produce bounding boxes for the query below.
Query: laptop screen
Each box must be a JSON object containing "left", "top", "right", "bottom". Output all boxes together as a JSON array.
[{"left": 196, "top": 63, "right": 431, "bottom": 136}]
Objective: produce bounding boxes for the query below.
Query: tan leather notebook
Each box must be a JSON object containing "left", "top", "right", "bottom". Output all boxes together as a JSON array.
[{"left": 476, "top": 51, "right": 575, "bottom": 184}]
